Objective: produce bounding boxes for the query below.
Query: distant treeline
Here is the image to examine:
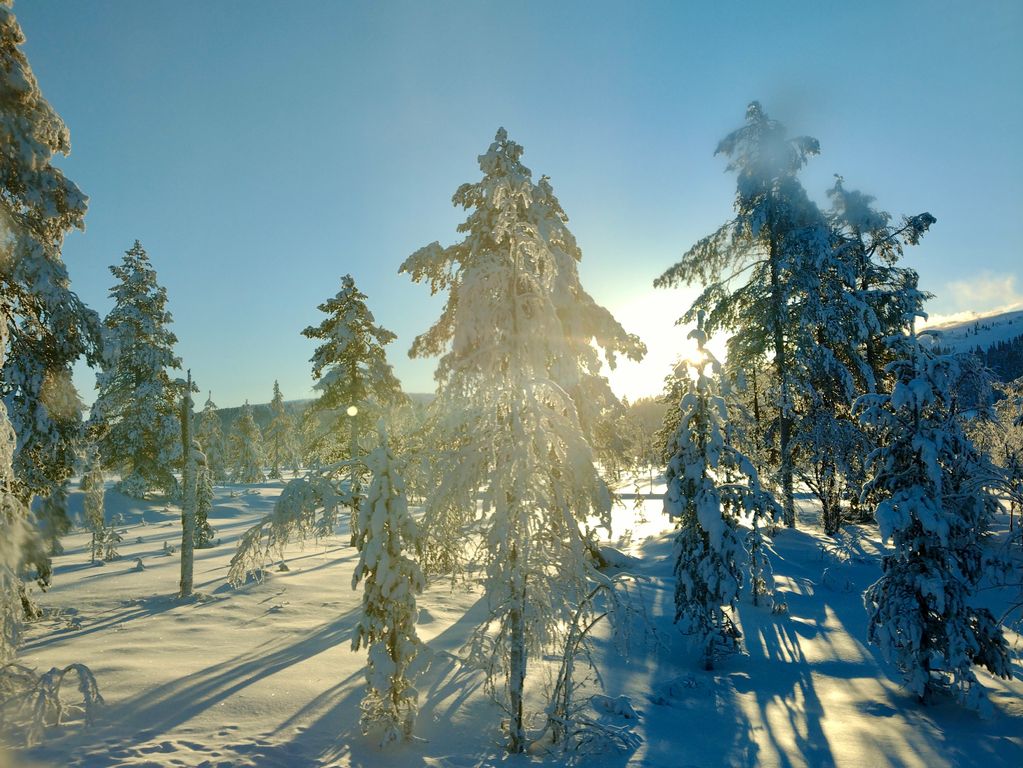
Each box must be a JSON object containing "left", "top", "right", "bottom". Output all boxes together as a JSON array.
[
  {"left": 215, "top": 393, "right": 434, "bottom": 431},
  {"left": 971, "top": 332, "right": 1023, "bottom": 383}
]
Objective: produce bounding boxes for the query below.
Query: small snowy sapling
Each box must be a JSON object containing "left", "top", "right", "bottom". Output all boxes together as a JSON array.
[{"left": 351, "top": 424, "right": 425, "bottom": 745}]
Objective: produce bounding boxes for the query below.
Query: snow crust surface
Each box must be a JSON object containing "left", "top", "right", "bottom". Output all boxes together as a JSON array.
[{"left": 5, "top": 478, "right": 1022, "bottom": 768}]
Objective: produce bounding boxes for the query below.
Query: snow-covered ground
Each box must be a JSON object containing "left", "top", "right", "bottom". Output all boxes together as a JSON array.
[{"left": 5, "top": 477, "right": 1023, "bottom": 768}]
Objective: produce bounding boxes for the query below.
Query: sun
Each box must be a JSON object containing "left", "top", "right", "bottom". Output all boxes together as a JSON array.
[{"left": 601, "top": 288, "right": 728, "bottom": 402}]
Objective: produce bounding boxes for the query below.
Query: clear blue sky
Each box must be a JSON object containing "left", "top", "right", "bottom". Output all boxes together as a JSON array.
[{"left": 15, "top": 0, "right": 1023, "bottom": 406}]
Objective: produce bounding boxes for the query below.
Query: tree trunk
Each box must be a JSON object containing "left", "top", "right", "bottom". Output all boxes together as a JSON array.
[
  {"left": 349, "top": 366, "right": 360, "bottom": 547},
  {"left": 179, "top": 371, "right": 196, "bottom": 598},
  {"left": 751, "top": 368, "right": 762, "bottom": 434},
  {"left": 349, "top": 406, "right": 359, "bottom": 547},
  {"left": 769, "top": 226, "right": 796, "bottom": 528},
  {"left": 508, "top": 543, "right": 526, "bottom": 753}
]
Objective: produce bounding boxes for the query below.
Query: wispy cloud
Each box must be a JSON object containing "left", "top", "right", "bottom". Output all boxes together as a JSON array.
[{"left": 925, "top": 272, "right": 1023, "bottom": 327}]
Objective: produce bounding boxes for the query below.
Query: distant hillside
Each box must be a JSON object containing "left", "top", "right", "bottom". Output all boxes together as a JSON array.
[
  {"left": 925, "top": 308, "right": 1023, "bottom": 382},
  {"left": 925, "top": 309, "right": 1023, "bottom": 355},
  {"left": 408, "top": 392, "right": 435, "bottom": 406},
  {"left": 216, "top": 399, "right": 312, "bottom": 431}
]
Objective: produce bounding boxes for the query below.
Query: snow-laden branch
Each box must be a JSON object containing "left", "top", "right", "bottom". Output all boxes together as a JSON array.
[{"left": 227, "top": 468, "right": 352, "bottom": 586}]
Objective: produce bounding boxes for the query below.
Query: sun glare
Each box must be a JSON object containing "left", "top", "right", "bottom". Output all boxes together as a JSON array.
[{"left": 602, "top": 288, "right": 729, "bottom": 401}]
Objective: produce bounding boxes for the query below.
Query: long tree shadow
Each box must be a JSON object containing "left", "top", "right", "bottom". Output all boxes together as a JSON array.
[
  {"left": 803, "top": 530, "right": 1023, "bottom": 768},
  {"left": 27, "top": 605, "right": 365, "bottom": 766},
  {"left": 200, "top": 541, "right": 352, "bottom": 590},
  {"left": 265, "top": 651, "right": 494, "bottom": 768},
  {"left": 600, "top": 530, "right": 760, "bottom": 768},
  {"left": 20, "top": 593, "right": 188, "bottom": 652},
  {"left": 736, "top": 608, "right": 837, "bottom": 768},
  {"left": 212, "top": 594, "right": 507, "bottom": 767},
  {"left": 735, "top": 525, "right": 1022, "bottom": 768}
]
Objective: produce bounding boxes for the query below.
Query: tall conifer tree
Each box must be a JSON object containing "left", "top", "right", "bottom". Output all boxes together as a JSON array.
[
  {"left": 0, "top": 0, "right": 101, "bottom": 644},
  {"left": 0, "top": 7, "right": 106, "bottom": 730},
  {"left": 93, "top": 241, "right": 181, "bottom": 498},
  {"left": 195, "top": 393, "right": 227, "bottom": 482},
  {"left": 81, "top": 444, "right": 106, "bottom": 564},
  {"left": 302, "top": 275, "right": 405, "bottom": 469},
  {"left": 656, "top": 102, "right": 826, "bottom": 527},
  {"left": 857, "top": 324, "right": 1010, "bottom": 711},
  {"left": 228, "top": 401, "right": 265, "bottom": 483},
  {"left": 402, "top": 128, "right": 640, "bottom": 752},
  {"left": 265, "top": 380, "right": 298, "bottom": 480}
]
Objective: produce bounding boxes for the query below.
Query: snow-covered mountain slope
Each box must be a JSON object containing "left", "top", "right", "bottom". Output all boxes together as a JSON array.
[{"left": 923, "top": 309, "right": 1023, "bottom": 354}]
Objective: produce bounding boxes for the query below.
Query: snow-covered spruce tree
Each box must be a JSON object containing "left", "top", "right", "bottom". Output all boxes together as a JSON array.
[
  {"left": 92, "top": 241, "right": 181, "bottom": 498},
  {"left": 301, "top": 274, "right": 405, "bottom": 474},
  {"left": 351, "top": 423, "right": 424, "bottom": 745},
  {"left": 664, "top": 316, "right": 778, "bottom": 670},
  {"left": 298, "top": 404, "right": 320, "bottom": 467},
  {"left": 0, "top": 5, "right": 105, "bottom": 737},
  {"left": 228, "top": 401, "right": 265, "bottom": 483},
  {"left": 81, "top": 444, "right": 106, "bottom": 564},
  {"left": 195, "top": 392, "right": 227, "bottom": 483},
  {"left": 265, "top": 380, "right": 299, "bottom": 480},
  {"left": 782, "top": 196, "right": 875, "bottom": 537},
  {"left": 194, "top": 458, "right": 215, "bottom": 548},
  {"left": 656, "top": 366, "right": 690, "bottom": 465},
  {"left": 967, "top": 377, "right": 1023, "bottom": 527},
  {"left": 401, "top": 129, "right": 636, "bottom": 753},
  {"left": 1, "top": 0, "right": 102, "bottom": 611},
  {"left": 825, "top": 177, "right": 933, "bottom": 393},
  {"left": 719, "top": 371, "right": 778, "bottom": 608},
  {"left": 656, "top": 102, "right": 828, "bottom": 528},
  {"left": 1, "top": 321, "right": 29, "bottom": 663},
  {"left": 793, "top": 177, "right": 934, "bottom": 531},
  {"left": 997, "top": 380, "right": 1023, "bottom": 523},
  {"left": 856, "top": 323, "right": 1010, "bottom": 712}
]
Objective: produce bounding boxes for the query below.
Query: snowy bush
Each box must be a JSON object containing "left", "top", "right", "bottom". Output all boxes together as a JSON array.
[
  {"left": 0, "top": 662, "right": 104, "bottom": 746},
  {"left": 228, "top": 473, "right": 345, "bottom": 585}
]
